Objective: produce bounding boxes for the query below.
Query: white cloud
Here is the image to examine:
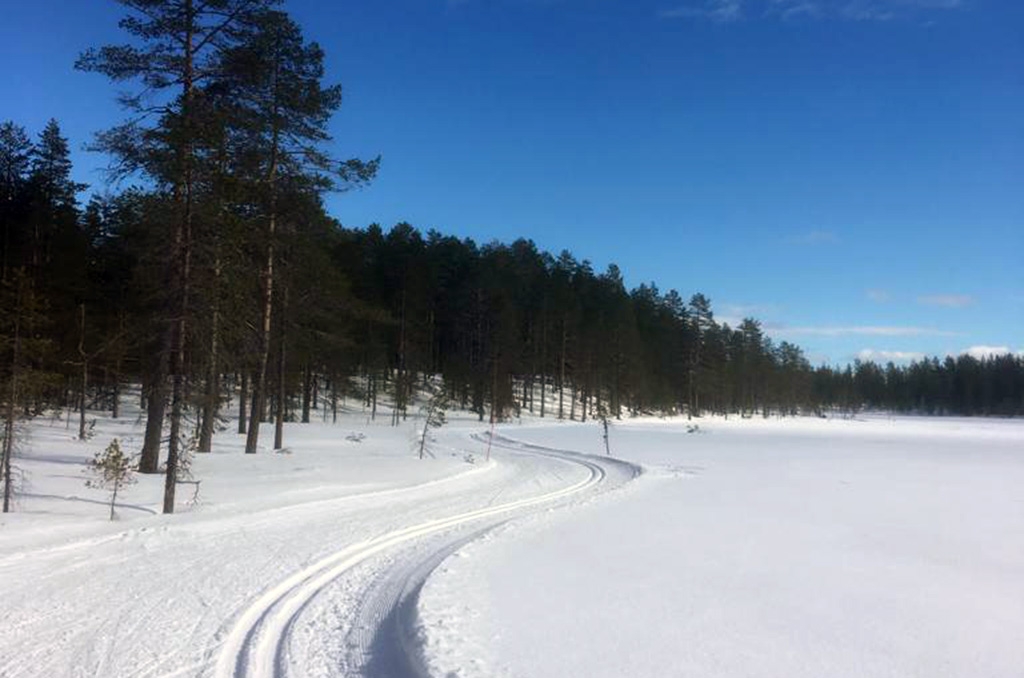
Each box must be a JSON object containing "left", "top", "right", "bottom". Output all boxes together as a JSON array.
[
  {"left": 660, "top": 0, "right": 743, "bottom": 21},
  {"left": 917, "top": 294, "right": 974, "bottom": 308},
  {"left": 962, "top": 345, "right": 1013, "bottom": 359},
  {"left": 856, "top": 349, "right": 925, "bottom": 363},
  {"left": 776, "top": 325, "right": 958, "bottom": 337}
]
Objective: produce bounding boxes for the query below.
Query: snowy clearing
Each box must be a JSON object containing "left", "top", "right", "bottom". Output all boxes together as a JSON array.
[
  {"left": 418, "top": 415, "right": 1024, "bottom": 678},
  {"left": 2, "top": 407, "right": 1022, "bottom": 678},
  {"left": 0, "top": 402, "right": 633, "bottom": 678}
]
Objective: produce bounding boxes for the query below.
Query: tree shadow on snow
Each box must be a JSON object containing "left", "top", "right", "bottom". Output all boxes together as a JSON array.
[{"left": 21, "top": 493, "right": 158, "bottom": 516}]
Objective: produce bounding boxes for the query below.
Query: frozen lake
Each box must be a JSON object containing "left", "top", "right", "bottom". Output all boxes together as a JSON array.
[{"left": 419, "top": 415, "right": 1024, "bottom": 678}]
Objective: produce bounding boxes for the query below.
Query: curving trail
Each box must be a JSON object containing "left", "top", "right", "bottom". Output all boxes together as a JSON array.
[
  {"left": 0, "top": 425, "right": 638, "bottom": 678},
  {"left": 216, "top": 431, "right": 640, "bottom": 678}
]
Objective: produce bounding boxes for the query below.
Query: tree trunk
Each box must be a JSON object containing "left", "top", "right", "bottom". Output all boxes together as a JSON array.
[
  {"left": 332, "top": 379, "right": 338, "bottom": 423},
  {"left": 198, "top": 255, "right": 222, "bottom": 453},
  {"left": 539, "top": 320, "right": 547, "bottom": 418},
  {"left": 111, "top": 309, "right": 125, "bottom": 419},
  {"left": 111, "top": 369, "right": 120, "bottom": 419},
  {"left": 301, "top": 363, "right": 311, "bottom": 423},
  {"left": 245, "top": 214, "right": 275, "bottom": 453},
  {"left": 312, "top": 370, "right": 319, "bottom": 411},
  {"left": 139, "top": 368, "right": 166, "bottom": 474},
  {"left": 274, "top": 334, "right": 285, "bottom": 451},
  {"left": 580, "top": 364, "right": 588, "bottom": 424},
  {"left": 236, "top": 373, "right": 247, "bottom": 434},
  {"left": 78, "top": 364, "right": 88, "bottom": 441},
  {"left": 163, "top": 0, "right": 197, "bottom": 515},
  {"left": 78, "top": 304, "right": 88, "bottom": 441},
  {"left": 109, "top": 481, "right": 119, "bottom": 521},
  {"left": 490, "top": 349, "right": 499, "bottom": 425},
  {"left": 558, "top": 319, "right": 567, "bottom": 420},
  {"left": 370, "top": 371, "right": 377, "bottom": 421},
  {"left": 2, "top": 306, "right": 20, "bottom": 513},
  {"left": 244, "top": 99, "right": 280, "bottom": 452},
  {"left": 570, "top": 376, "right": 577, "bottom": 421}
]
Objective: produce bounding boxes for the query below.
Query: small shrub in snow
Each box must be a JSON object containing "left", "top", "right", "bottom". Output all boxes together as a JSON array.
[
  {"left": 418, "top": 384, "right": 450, "bottom": 460},
  {"left": 85, "top": 438, "right": 136, "bottom": 521},
  {"left": 597, "top": 404, "right": 612, "bottom": 456}
]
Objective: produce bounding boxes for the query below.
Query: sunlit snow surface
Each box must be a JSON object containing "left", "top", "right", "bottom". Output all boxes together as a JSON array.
[
  {"left": 419, "top": 415, "right": 1024, "bottom": 678},
  {"left": 1, "top": 406, "right": 1022, "bottom": 678},
  {"left": 0, "top": 404, "right": 499, "bottom": 678}
]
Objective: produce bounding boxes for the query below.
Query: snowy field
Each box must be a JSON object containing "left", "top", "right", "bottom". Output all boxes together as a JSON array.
[
  {"left": 0, "top": 399, "right": 630, "bottom": 677},
  {"left": 1, "top": 403, "right": 1022, "bottom": 677},
  {"left": 419, "top": 415, "right": 1024, "bottom": 678}
]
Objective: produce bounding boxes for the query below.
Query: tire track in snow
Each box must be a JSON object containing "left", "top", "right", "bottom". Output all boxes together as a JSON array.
[{"left": 214, "top": 431, "right": 640, "bottom": 678}]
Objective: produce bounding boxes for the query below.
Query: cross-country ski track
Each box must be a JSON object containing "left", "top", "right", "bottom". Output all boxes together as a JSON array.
[{"left": 216, "top": 431, "right": 640, "bottom": 678}]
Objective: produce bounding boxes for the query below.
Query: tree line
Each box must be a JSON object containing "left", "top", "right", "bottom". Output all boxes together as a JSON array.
[
  {"left": 2, "top": 0, "right": 1021, "bottom": 514},
  {"left": 811, "top": 355, "right": 1024, "bottom": 417}
]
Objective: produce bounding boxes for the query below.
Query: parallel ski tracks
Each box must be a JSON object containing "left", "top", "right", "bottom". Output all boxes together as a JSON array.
[{"left": 214, "top": 431, "right": 639, "bottom": 678}]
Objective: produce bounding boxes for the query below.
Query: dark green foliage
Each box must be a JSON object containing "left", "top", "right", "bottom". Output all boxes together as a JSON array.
[
  {"left": 813, "top": 354, "right": 1024, "bottom": 416},
  {"left": 85, "top": 438, "right": 136, "bottom": 520}
]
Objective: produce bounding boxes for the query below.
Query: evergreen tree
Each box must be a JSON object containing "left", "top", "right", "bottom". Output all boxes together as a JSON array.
[
  {"left": 0, "top": 122, "right": 32, "bottom": 282},
  {"left": 216, "top": 8, "right": 377, "bottom": 453},
  {"left": 85, "top": 438, "right": 136, "bottom": 521},
  {"left": 80, "top": 0, "right": 279, "bottom": 511}
]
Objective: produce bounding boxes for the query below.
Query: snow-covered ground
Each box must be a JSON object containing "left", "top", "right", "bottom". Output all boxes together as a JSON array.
[
  {"left": 2, "top": 404, "right": 1021, "bottom": 678},
  {"left": 418, "top": 415, "right": 1024, "bottom": 678},
  {"left": 0, "top": 400, "right": 630, "bottom": 677}
]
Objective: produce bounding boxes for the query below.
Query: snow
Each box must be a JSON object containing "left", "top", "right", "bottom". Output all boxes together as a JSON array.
[
  {"left": 417, "top": 415, "right": 1024, "bottom": 678},
  {"left": 0, "top": 401, "right": 499, "bottom": 677},
  {"left": 0, "top": 398, "right": 622, "bottom": 677},
  {"left": 2, "top": 402, "right": 1022, "bottom": 678}
]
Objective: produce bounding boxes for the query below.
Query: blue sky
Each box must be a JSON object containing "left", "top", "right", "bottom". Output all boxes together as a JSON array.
[{"left": 2, "top": 0, "right": 1021, "bottom": 365}]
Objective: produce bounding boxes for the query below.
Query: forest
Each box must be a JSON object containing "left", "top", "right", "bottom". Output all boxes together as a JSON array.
[{"left": 2, "top": 0, "right": 1022, "bottom": 514}]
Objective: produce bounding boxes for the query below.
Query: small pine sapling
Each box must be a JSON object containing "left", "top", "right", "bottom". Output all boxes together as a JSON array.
[
  {"left": 597, "top": 404, "right": 612, "bottom": 456},
  {"left": 418, "top": 384, "right": 450, "bottom": 460},
  {"left": 85, "top": 438, "right": 136, "bottom": 520}
]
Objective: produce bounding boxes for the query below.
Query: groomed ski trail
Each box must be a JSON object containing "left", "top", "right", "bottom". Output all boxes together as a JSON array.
[{"left": 215, "top": 430, "right": 641, "bottom": 678}]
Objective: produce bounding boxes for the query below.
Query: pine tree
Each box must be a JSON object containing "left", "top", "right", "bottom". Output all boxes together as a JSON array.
[
  {"left": 687, "top": 293, "right": 714, "bottom": 418},
  {"left": 0, "top": 122, "right": 32, "bottom": 282},
  {"left": 418, "top": 381, "right": 449, "bottom": 460},
  {"left": 78, "top": 0, "right": 278, "bottom": 512},
  {"left": 1, "top": 270, "right": 56, "bottom": 512},
  {"left": 85, "top": 438, "right": 136, "bottom": 521},
  {"left": 215, "top": 9, "right": 377, "bottom": 454}
]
